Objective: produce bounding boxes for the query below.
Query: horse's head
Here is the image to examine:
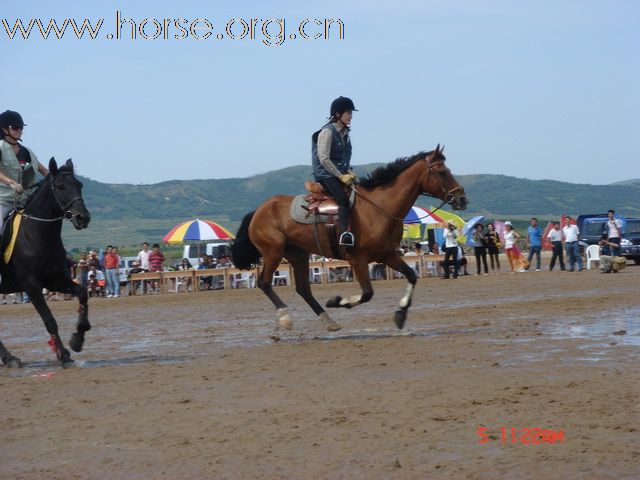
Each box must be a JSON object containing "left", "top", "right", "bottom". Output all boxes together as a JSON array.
[
  {"left": 49, "top": 157, "right": 91, "bottom": 229},
  {"left": 421, "top": 145, "right": 468, "bottom": 210}
]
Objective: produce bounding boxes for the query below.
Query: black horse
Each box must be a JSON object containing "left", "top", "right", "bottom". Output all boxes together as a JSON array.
[{"left": 0, "top": 158, "right": 91, "bottom": 367}]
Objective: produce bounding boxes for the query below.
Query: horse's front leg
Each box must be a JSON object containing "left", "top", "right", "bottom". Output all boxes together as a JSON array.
[
  {"left": 27, "top": 288, "right": 73, "bottom": 364},
  {"left": 69, "top": 282, "right": 91, "bottom": 353},
  {"left": 384, "top": 254, "right": 418, "bottom": 330},
  {"left": 0, "top": 339, "right": 23, "bottom": 367},
  {"left": 326, "top": 259, "right": 374, "bottom": 309}
]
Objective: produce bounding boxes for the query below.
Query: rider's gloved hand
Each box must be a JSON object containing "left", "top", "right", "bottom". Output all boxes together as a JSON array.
[
  {"left": 339, "top": 173, "right": 356, "bottom": 185},
  {"left": 8, "top": 181, "right": 23, "bottom": 194}
]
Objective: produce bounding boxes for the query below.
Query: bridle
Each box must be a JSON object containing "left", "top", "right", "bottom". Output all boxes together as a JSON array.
[
  {"left": 352, "top": 154, "right": 465, "bottom": 222},
  {"left": 21, "top": 172, "right": 84, "bottom": 223}
]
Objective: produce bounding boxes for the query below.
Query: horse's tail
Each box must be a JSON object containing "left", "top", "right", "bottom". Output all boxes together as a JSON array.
[{"left": 231, "top": 211, "right": 261, "bottom": 270}]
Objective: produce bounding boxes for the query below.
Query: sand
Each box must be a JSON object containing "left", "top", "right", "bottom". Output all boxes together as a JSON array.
[{"left": 1, "top": 265, "right": 639, "bottom": 479}]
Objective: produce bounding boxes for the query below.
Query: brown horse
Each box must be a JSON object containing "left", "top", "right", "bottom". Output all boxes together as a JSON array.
[{"left": 231, "top": 146, "right": 467, "bottom": 334}]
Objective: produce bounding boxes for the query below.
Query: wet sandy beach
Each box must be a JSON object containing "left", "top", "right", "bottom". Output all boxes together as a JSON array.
[{"left": 1, "top": 266, "right": 639, "bottom": 479}]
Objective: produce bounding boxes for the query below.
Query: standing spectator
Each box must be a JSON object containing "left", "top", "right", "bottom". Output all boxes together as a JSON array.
[
  {"left": 503, "top": 221, "right": 524, "bottom": 274},
  {"left": 526, "top": 217, "right": 542, "bottom": 272},
  {"left": 136, "top": 242, "right": 151, "bottom": 294},
  {"left": 563, "top": 216, "right": 583, "bottom": 272},
  {"left": 485, "top": 223, "right": 501, "bottom": 274},
  {"left": 137, "top": 242, "right": 151, "bottom": 271},
  {"left": 546, "top": 221, "right": 566, "bottom": 271},
  {"left": 148, "top": 243, "right": 165, "bottom": 272},
  {"left": 148, "top": 243, "right": 165, "bottom": 293},
  {"left": 88, "top": 250, "right": 102, "bottom": 271},
  {"left": 605, "top": 209, "right": 623, "bottom": 257},
  {"left": 442, "top": 222, "right": 459, "bottom": 279},
  {"left": 472, "top": 223, "right": 489, "bottom": 276},
  {"left": 77, "top": 252, "right": 90, "bottom": 289},
  {"left": 103, "top": 245, "right": 120, "bottom": 298}
]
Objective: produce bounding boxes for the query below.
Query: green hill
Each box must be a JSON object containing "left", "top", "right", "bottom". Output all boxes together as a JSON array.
[{"left": 62, "top": 166, "right": 640, "bottom": 249}]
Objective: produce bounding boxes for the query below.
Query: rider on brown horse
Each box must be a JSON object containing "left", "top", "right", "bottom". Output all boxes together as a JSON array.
[{"left": 311, "top": 96, "right": 358, "bottom": 248}]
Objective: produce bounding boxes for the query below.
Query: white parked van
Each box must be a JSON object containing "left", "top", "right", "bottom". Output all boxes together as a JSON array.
[{"left": 182, "top": 242, "right": 232, "bottom": 266}]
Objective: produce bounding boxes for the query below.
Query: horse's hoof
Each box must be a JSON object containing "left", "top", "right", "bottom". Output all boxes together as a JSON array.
[
  {"left": 393, "top": 310, "right": 407, "bottom": 330},
  {"left": 269, "top": 334, "right": 281, "bottom": 342},
  {"left": 69, "top": 333, "right": 84, "bottom": 353},
  {"left": 319, "top": 312, "right": 341, "bottom": 332},
  {"left": 276, "top": 308, "right": 293, "bottom": 330},
  {"left": 58, "top": 349, "right": 73, "bottom": 364},
  {"left": 2, "top": 355, "right": 23, "bottom": 368},
  {"left": 326, "top": 296, "right": 342, "bottom": 308}
]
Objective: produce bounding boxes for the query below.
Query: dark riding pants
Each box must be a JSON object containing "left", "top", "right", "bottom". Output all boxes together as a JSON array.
[{"left": 320, "top": 177, "right": 350, "bottom": 232}]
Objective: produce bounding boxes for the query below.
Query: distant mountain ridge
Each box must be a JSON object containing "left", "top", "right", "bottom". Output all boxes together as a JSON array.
[
  {"left": 80, "top": 165, "right": 640, "bottom": 222},
  {"left": 61, "top": 166, "right": 640, "bottom": 248}
]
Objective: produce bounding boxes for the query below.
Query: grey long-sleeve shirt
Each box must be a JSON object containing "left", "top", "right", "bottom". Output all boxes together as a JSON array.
[{"left": 316, "top": 122, "right": 348, "bottom": 179}]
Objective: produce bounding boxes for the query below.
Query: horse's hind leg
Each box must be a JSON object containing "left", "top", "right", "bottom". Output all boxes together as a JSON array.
[
  {"left": 27, "top": 288, "right": 72, "bottom": 363},
  {"left": 257, "top": 255, "right": 294, "bottom": 331},
  {"left": 0, "top": 339, "right": 23, "bottom": 367},
  {"left": 69, "top": 282, "right": 90, "bottom": 353},
  {"left": 286, "top": 249, "right": 340, "bottom": 332}
]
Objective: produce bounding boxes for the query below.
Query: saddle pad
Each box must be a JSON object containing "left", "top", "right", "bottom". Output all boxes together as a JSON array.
[
  {"left": 3, "top": 211, "right": 22, "bottom": 264},
  {"left": 290, "top": 195, "right": 331, "bottom": 224},
  {"left": 289, "top": 188, "right": 356, "bottom": 225}
]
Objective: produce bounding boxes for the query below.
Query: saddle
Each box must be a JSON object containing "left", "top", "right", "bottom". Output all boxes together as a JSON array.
[{"left": 301, "top": 181, "right": 344, "bottom": 217}]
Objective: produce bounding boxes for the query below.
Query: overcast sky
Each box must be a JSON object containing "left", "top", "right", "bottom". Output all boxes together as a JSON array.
[{"left": 6, "top": 0, "right": 639, "bottom": 185}]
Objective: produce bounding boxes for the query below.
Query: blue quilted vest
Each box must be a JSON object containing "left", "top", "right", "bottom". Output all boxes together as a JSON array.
[{"left": 311, "top": 122, "right": 352, "bottom": 181}]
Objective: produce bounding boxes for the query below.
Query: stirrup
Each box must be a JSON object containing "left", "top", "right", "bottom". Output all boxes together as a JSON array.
[{"left": 339, "top": 231, "right": 355, "bottom": 247}]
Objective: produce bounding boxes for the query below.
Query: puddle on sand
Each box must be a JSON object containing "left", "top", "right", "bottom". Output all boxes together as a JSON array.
[
  {"left": 312, "top": 327, "right": 483, "bottom": 342},
  {"left": 545, "top": 307, "right": 640, "bottom": 348}
]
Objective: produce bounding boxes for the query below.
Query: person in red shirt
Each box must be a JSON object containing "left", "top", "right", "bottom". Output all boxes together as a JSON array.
[
  {"left": 148, "top": 243, "right": 165, "bottom": 293},
  {"left": 103, "top": 245, "right": 120, "bottom": 297}
]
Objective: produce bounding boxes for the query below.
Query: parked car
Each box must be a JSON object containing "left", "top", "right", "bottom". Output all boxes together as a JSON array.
[
  {"left": 620, "top": 219, "right": 640, "bottom": 264},
  {"left": 182, "top": 242, "right": 232, "bottom": 267},
  {"left": 577, "top": 214, "right": 640, "bottom": 264}
]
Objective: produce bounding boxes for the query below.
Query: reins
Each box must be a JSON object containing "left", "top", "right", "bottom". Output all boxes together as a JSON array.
[
  {"left": 349, "top": 157, "right": 463, "bottom": 223},
  {"left": 15, "top": 172, "right": 82, "bottom": 223}
]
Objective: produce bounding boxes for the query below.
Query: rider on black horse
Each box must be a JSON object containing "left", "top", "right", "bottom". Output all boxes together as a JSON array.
[
  {"left": 0, "top": 110, "right": 49, "bottom": 235},
  {"left": 311, "top": 96, "right": 358, "bottom": 248}
]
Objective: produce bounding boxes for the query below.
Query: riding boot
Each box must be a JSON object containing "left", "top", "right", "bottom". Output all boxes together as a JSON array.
[{"left": 338, "top": 206, "right": 355, "bottom": 247}]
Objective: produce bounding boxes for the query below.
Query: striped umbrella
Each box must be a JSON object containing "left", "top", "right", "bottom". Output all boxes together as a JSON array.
[
  {"left": 162, "top": 219, "right": 234, "bottom": 244},
  {"left": 404, "top": 206, "right": 445, "bottom": 225}
]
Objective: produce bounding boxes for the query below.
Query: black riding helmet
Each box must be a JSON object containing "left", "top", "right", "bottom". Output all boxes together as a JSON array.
[
  {"left": 330, "top": 96, "right": 357, "bottom": 118},
  {"left": 0, "top": 110, "right": 26, "bottom": 128}
]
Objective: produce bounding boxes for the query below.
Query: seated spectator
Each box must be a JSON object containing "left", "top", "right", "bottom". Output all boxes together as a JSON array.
[
  {"left": 88, "top": 266, "right": 106, "bottom": 297},
  {"left": 127, "top": 261, "right": 145, "bottom": 295},
  {"left": 438, "top": 245, "right": 468, "bottom": 277},
  {"left": 177, "top": 258, "right": 193, "bottom": 292}
]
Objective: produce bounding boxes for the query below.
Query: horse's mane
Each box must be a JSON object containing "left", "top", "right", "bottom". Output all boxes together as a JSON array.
[
  {"left": 24, "top": 165, "right": 74, "bottom": 208},
  {"left": 359, "top": 150, "right": 442, "bottom": 189}
]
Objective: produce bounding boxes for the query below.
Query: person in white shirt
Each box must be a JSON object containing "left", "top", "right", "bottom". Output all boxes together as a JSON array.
[
  {"left": 606, "top": 209, "right": 624, "bottom": 256},
  {"left": 136, "top": 242, "right": 151, "bottom": 271},
  {"left": 546, "top": 221, "right": 566, "bottom": 271},
  {"left": 562, "top": 216, "right": 583, "bottom": 271},
  {"left": 442, "top": 222, "right": 459, "bottom": 279},
  {"left": 136, "top": 242, "right": 152, "bottom": 294}
]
